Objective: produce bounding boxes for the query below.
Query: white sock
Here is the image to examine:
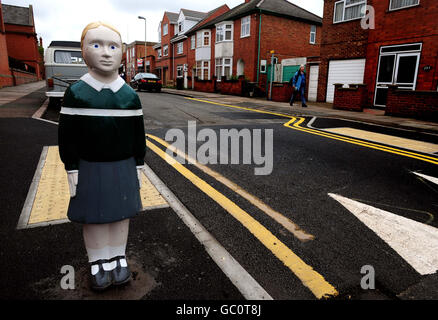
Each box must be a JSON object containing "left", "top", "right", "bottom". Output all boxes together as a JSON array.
[{"left": 109, "top": 244, "right": 126, "bottom": 259}]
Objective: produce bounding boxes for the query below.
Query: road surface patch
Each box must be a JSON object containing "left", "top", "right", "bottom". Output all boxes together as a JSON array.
[
  {"left": 17, "top": 146, "right": 169, "bottom": 229},
  {"left": 324, "top": 127, "right": 438, "bottom": 154},
  {"left": 146, "top": 137, "right": 338, "bottom": 299},
  {"left": 147, "top": 134, "right": 314, "bottom": 242}
]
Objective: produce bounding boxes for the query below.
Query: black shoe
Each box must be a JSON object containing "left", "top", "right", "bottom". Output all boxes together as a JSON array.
[
  {"left": 110, "top": 256, "right": 131, "bottom": 286},
  {"left": 90, "top": 259, "right": 113, "bottom": 291},
  {"left": 302, "top": 104, "right": 308, "bottom": 108}
]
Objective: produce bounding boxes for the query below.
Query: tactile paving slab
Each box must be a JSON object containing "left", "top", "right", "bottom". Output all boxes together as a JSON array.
[{"left": 18, "top": 146, "right": 169, "bottom": 229}]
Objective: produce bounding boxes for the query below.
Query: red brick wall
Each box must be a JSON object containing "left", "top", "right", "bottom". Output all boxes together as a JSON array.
[
  {"left": 259, "top": 13, "right": 321, "bottom": 95},
  {"left": 233, "top": 13, "right": 260, "bottom": 82},
  {"left": 333, "top": 84, "right": 367, "bottom": 112},
  {"left": 194, "top": 78, "right": 215, "bottom": 93},
  {"left": 385, "top": 86, "right": 438, "bottom": 121},
  {"left": 11, "top": 68, "right": 37, "bottom": 85},
  {"left": 173, "top": 39, "right": 189, "bottom": 80},
  {"left": 155, "top": 13, "right": 176, "bottom": 85},
  {"left": 4, "top": 23, "right": 41, "bottom": 79},
  {"left": 364, "top": 0, "right": 438, "bottom": 106},
  {"left": 271, "top": 83, "right": 293, "bottom": 102},
  {"left": 318, "top": 0, "right": 368, "bottom": 102}
]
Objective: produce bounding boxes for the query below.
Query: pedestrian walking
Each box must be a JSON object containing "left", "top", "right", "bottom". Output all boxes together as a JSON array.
[
  {"left": 289, "top": 65, "right": 307, "bottom": 108},
  {"left": 58, "top": 21, "right": 146, "bottom": 291}
]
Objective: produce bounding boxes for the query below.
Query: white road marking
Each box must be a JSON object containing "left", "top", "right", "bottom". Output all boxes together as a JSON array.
[
  {"left": 329, "top": 193, "right": 438, "bottom": 275},
  {"left": 413, "top": 172, "right": 438, "bottom": 186},
  {"left": 143, "top": 164, "right": 273, "bottom": 300}
]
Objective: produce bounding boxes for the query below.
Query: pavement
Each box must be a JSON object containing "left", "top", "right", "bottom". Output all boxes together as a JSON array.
[{"left": 161, "top": 88, "right": 438, "bottom": 135}]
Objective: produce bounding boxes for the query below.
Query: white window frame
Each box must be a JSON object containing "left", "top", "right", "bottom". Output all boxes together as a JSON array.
[
  {"left": 333, "top": 0, "right": 367, "bottom": 24},
  {"left": 389, "top": 0, "right": 419, "bottom": 11},
  {"left": 178, "top": 21, "right": 183, "bottom": 34},
  {"left": 215, "top": 57, "right": 232, "bottom": 80},
  {"left": 195, "top": 60, "right": 210, "bottom": 80},
  {"left": 163, "top": 45, "right": 168, "bottom": 56},
  {"left": 163, "top": 23, "right": 168, "bottom": 36},
  {"left": 158, "top": 49, "right": 162, "bottom": 58},
  {"left": 177, "top": 65, "right": 184, "bottom": 78},
  {"left": 191, "top": 35, "right": 195, "bottom": 50},
  {"left": 310, "top": 25, "right": 316, "bottom": 44},
  {"left": 177, "top": 42, "right": 183, "bottom": 55},
  {"left": 216, "top": 22, "right": 233, "bottom": 43},
  {"left": 158, "top": 23, "right": 161, "bottom": 40},
  {"left": 241, "top": 16, "right": 250, "bottom": 38},
  {"left": 203, "top": 31, "right": 211, "bottom": 47}
]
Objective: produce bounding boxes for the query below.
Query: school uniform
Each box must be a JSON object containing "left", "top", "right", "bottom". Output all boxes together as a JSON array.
[{"left": 58, "top": 73, "right": 146, "bottom": 224}]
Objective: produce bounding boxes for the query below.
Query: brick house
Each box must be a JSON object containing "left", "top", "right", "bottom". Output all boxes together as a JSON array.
[
  {"left": 184, "top": 0, "right": 322, "bottom": 99},
  {"left": 125, "top": 41, "right": 157, "bottom": 81},
  {"left": 0, "top": 3, "right": 42, "bottom": 88},
  {"left": 319, "top": 0, "right": 438, "bottom": 119},
  {"left": 153, "top": 11, "right": 179, "bottom": 86}
]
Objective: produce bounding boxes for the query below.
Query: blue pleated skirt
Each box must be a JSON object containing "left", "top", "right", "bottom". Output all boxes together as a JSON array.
[{"left": 67, "top": 157, "right": 142, "bottom": 224}]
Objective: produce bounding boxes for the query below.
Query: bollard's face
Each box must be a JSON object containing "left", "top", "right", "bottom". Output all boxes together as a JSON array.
[{"left": 82, "top": 25, "right": 122, "bottom": 75}]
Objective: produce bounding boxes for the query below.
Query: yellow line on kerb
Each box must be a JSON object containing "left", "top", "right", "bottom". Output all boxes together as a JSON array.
[
  {"left": 146, "top": 138, "right": 338, "bottom": 299},
  {"left": 187, "top": 97, "right": 438, "bottom": 166}
]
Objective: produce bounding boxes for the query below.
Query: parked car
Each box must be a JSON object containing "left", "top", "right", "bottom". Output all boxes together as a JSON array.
[
  {"left": 44, "top": 41, "right": 88, "bottom": 107},
  {"left": 130, "top": 73, "right": 162, "bottom": 92}
]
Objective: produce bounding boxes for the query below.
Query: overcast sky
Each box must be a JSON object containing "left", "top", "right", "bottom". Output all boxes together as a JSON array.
[{"left": 2, "top": 0, "right": 323, "bottom": 49}]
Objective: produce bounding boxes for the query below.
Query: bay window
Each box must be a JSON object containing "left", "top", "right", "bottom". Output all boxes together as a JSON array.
[{"left": 216, "top": 23, "right": 233, "bottom": 42}]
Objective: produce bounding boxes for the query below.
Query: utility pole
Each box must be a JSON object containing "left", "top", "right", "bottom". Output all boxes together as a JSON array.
[
  {"left": 138, "top": 16, "right": 147, "bottom": 72},
  {"left": 269, "top": 50, "right": 276, "bottom": 101}
]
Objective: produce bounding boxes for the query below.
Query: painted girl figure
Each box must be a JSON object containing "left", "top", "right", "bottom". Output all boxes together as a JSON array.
[{"left": 58, "top": 22, "right": 146, "bottom": 291}]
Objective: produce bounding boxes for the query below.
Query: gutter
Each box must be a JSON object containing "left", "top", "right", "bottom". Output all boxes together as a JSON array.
[{"left": 256, "top": 10, "right": 262, "bottom": 84}]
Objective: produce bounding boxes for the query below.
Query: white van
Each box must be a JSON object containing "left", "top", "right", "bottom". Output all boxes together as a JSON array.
[{"left": 44, "top": 41, "right": 88, "bottom": 105}]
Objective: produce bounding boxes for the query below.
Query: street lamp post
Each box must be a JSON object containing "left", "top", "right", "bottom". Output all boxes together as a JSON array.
[{"left": 138, "top": 16, "right": 147, "bottom": 72}]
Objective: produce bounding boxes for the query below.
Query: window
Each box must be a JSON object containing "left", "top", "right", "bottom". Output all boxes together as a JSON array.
[
  {"left": 215, "top": 58, "right": 232, "bottom": 80},
  {"left": 334, "top": 0, "right": 366, "bottom": 23},
  {"left": 195, "top": 60, "right": 210, "bottom": 80},
  {"left": 390, "top": 0, "right": 419, "bottom": 10},
  {"left": 203, "top": 31, "right": 210, "bottom": 46},
  {"left": 163, "top": 23, "right": 168, "bottom": 36},
  {"left": 54, "top": 51, "right": 85, "bottom": 64},
  {"left": 177, "top": 65, "right": 183, "bottom": 78},
  {"left": 163, "top": 45, "right": 168, "bottom": 56},
  {"left": 158, "top": 49, "right": 162, "bottom": 58},
  {"left": 178, "top": 22, "right": 183, "bottom": 33},
  {"left": 158, "top": 23, "right": 161, "bottom": 40},
  {"left": 260, "top": 60, "right": 267, "bottom": 73},
  {"left": 241, "top": 16, "right": 250, "bottom": 38},
  {"left": 310, "top": 25, "right": 316, "bottom": 44},
  {"left": 216, "top": 23, "right": 233, "bottom": 42},
  {"left": 191, "top": 35, "right": 195, "bottom": 50},
  {"left": 177, "top": 42, "right": 183, "bottom": 55}
]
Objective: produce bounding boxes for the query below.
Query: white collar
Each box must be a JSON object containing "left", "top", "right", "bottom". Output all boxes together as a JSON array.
[{"left": 80, "top": 73, "right": 125, "bottom": 93}]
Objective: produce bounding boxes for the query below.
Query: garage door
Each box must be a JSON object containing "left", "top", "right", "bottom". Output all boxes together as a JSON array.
[
  {"left": 308, "top": 65, "right": 319, "bottom": 102},
  {"left": 326, "top": 59, "right": 366, "bottom": 103}
]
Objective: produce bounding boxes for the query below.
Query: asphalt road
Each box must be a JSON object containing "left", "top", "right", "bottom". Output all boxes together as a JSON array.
[
  {"left": 1, "top": 89, "right": 437, "bottom": 303},
  {"left": 140, "top": 91, "right": 438, "bottom": 300}
]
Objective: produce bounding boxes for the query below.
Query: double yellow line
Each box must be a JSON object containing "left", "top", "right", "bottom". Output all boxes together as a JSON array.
[
  {"left": 146, "top": 135, "right": 338, "bottom": 299},
  {"left": 188, "top": 97, "right": 438, "bottom": 166}
]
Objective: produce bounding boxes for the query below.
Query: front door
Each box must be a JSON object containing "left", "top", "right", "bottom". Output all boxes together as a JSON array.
[{"left": 374, "top": 43, "right": 421, "bottom": 107}]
